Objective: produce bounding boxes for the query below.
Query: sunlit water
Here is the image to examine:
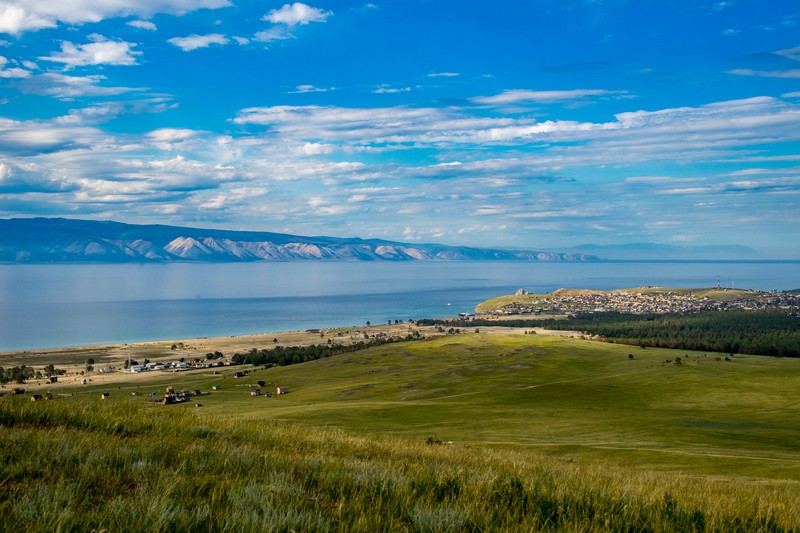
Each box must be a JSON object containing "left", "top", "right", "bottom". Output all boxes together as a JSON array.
[{"left": 1, "top": 261, "right": 797, "bottom": 351}]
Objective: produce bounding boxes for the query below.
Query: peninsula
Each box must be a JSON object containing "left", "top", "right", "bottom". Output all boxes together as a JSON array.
[{"left": 476, "top": 286, "right": 800, "bottom": 315}]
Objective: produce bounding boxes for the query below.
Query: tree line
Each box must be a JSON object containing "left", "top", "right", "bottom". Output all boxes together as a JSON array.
[
  {"left": 0, "top": 364, "right": 67, "bottom": 384},
  {"left": 418, "top": 310, "right": 800, "bottom": 357},
  {"left": 230, "top": 335, "right": 418, "bottom": 367}
]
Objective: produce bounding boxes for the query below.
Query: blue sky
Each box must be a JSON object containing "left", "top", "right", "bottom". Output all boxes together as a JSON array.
[{"left": 0, "top": 0, "right": 798, "bottom": 256}]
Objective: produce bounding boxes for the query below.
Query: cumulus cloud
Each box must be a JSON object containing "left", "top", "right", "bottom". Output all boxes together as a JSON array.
[
  {"left": 168, "top": 33, "right": 229, "bottom": 51},
  {"left": 231, "top": 96, "right": 800, "bottom": 174},
  {"left": 0, "top": 116, "right": 103, "bottom": 156},
  {"left": 253, "top": 27, "right": 293, "bottom": 43},
  {"left": 373, "top": 85, "right": 411, "bottom": 94},
  {"left": 146, "top": 128, "right": 199, "bottom": 143},
  {"left": 0, "top": 0, "right": 231, "bottom": 34},
  {"left": 0, "top": 55, "right": 29, "bottom": 77},
  {"left": 264, "top": 3, "right": 331, "bottom": 26},
  {"left": 127, "top": 20, "right": 157, "bottom": 31},
  {"left": 39, "top": 34, "right": 140, "bottom": 67},
  {"left": 295, "top": 142, "right": 335, "bottom": 155},
  {"left": 19, "top": 73, "right": 143, "bottom": 98},
  {"left": 289, "top": 84, "right": 334, "bottom": 93},
  {"left": 472, "top": 88, "right": 628, "bottom": 105},
  {"left": 1, "top": 90, "right": 798, "bottom": 248},
  {"left": 145, "top": 128, "right": 201, "bottom": 150}
]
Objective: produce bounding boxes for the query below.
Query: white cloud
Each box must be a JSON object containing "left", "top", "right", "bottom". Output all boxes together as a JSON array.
[
  {"left": 775, "top": 45, "right": 800, "bottom": 62},
  {"left": 0, "top": 0, "right": 231, "bottom": 35},
  {"left": 472, "top": 89, "right": 627, "bottom": 105},
  {"left": 0, "top": 115, "right": 103, "bottom": 156},
  {"left": 295, "top": 142, "right": 335, "bottom": 155},
  {"left": 233, "top": 36, "right": 249, "bottom": 45},
  {"left": 53, "top": 104, "right": 124, "bottom": 125},
  {"left": 168, "top": 33, "right": 229, "bottom": 51},
  {"left": 782, "top": 91, "right": 800, "bottom": 98},
  {"left": 0, "top": 55, "right": 29, "bottom": 77},
  {"left": 145, "top": 128, "right": 200, "bottom": 150},
  {"left": 427, "top": 72, "right": 459, "bottom": 78},
  {"left": 373, "top": 85, "right": 411, "bottom": 94},
  {"left": 127, "top": 20, "right": 157, "bottom": 31},
  {"left": 289, "top": 84, "right": 334, "bottom": 93},
  {"left": 253, "top": 27, "right": 293, "bottom": 43},
  {"left": 728, "top": 68, "right": 800, "bottom": 79},
  {"left": 230, "top": 96, "right": 800, "bottom": 174},
  {"left": 264, "top": 3, "right": 331, "bottom": 26},
  {"left": 39, "top": 34, "right": 140, "bottom": 67},
  {"left": 19, "top": 73, "right": 143, "bottom": 98}
]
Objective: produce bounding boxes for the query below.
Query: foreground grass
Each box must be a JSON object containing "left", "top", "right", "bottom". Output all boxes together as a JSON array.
[{"left": 2, "top": 397, "right": 799, "bottom": 532}]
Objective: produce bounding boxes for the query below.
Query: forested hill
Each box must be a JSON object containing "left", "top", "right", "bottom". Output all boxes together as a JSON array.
[{"left": 0, "top": 218, "right": 596, "bottom": 263}]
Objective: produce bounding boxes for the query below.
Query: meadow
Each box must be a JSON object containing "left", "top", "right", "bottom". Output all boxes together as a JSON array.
[{"left": 3, "top": 331, "right": 800, "bottom": 531}]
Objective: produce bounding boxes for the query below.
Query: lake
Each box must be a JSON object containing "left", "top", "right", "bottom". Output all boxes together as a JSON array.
[{"left": 1, "top": 261, "right": 798, "bottom": 352}]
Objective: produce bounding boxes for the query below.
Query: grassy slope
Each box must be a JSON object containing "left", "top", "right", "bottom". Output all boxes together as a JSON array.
[
  {"left": 51, "top": 333, "right": 800, "bottom": 480},
  {"left": 5, "top": 333, "right": 800, "bottom": 530}
]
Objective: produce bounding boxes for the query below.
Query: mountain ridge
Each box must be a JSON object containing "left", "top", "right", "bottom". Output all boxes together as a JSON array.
[
  {"left": 0, "top": 218, "right": 596, "bottom": 263},
  {"left": 570, "top": 242, "right": 761, "bottom": 260}
]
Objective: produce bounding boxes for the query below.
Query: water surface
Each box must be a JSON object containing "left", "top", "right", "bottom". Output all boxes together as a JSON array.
[{"left": 1, "top": 261, "right": 797, "bottom": 351}]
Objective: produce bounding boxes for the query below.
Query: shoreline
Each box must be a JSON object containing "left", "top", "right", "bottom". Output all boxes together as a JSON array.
[
  {"left": 0, "top": 320, "right": 582, "bottom": 392},
  {"left": 0, "top": 323, "right": 437, "bottom": 391}
]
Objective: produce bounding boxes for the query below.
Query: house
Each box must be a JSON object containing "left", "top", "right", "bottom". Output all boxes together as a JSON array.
[
  {"left": 276, "top": 386, "right": 289, "bottom": 395},
  {"left": 30, "top": 394, "right": 42, "bottom": 402},
  {"left": 100, "top": 393, "right": 110, "bottom": 400},
  {"left": 212, "top": 384, "right": 221, "bottom": 391},
  {"left": 49, "top": 376, "right": 58, "bottom": 383},
  {"left": 250, "top": 387, "right": 261, "bottom": 397}
]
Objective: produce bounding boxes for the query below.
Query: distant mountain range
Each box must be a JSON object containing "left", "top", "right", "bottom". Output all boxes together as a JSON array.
[
  {"left": 569, "top": 243, "right": 762, "bottom": 261},
  {"left": 0, "top": 218, "right": 596, "bottom": 263}
]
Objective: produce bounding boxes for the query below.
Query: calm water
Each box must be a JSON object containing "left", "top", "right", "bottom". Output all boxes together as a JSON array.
[{"left": 1, "top": 261, "right": 798, "bottom": 352}]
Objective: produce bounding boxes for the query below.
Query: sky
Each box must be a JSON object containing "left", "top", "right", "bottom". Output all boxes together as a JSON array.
[{"left": 0, "top": 0, "right": 798, "bottom": 256}]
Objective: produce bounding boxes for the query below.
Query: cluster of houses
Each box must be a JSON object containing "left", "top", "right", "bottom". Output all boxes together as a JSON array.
[
  {"left": 124, "top": 361, "right": 189, "bottom": 373},
  {"left": 494, "top": 290, "right": 800, "bottom": 316}
]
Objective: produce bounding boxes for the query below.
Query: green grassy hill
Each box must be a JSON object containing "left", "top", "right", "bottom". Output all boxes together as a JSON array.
[{"left": 4, "top": 333, "right": 800, "bottom": 530}]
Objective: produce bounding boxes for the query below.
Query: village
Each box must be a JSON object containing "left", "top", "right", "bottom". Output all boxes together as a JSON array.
[{"left": 492, "top": 288, "right": 800, "bottom": 316}]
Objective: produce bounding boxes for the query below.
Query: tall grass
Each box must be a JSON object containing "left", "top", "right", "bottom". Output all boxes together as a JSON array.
[{"left": 2, "top": 397, "right": 798, "bottom": 532}]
